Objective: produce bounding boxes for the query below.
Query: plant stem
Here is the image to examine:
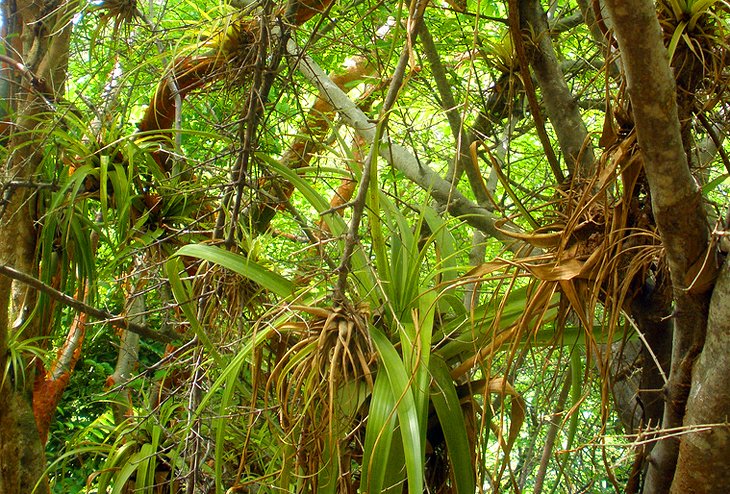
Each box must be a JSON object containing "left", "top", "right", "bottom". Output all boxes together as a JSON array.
[{"left": 332, "top": 2, "right": 427, "bottom": 302}]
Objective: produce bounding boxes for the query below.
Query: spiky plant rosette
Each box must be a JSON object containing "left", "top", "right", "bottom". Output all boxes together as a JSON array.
[
  {"left": 657, "top": 0, "right": 729, "bottom": 114},
  {"left": 202, "top": 18, "right": 265, "bottom": 87},
  {"left": 95, "top": 0, "right": 138, "bottom": 26},
  {"left": 268, "top": 301, "right": 375, "bottom": 476}
]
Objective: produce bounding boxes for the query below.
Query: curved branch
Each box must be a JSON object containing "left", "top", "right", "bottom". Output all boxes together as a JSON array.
[
  {"left": 419, "top": 22, "right": 490, "bottom": 206},
  {"left": 287, "top": 39, "right": 530, "bottom": 253}
]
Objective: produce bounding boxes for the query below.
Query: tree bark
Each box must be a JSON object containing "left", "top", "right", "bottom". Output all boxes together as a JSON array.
[
  {"left": 670, "top": 254, "right": 730, "bottom": 493},
  {"left": 603, "top": 0, "right": 712, "bottom": 491},
  {"left": 518, "top": 0, "right": 595, "bottom": 176}
]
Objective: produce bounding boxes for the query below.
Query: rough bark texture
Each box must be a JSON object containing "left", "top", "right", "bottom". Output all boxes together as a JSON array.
[
  {"left": 670, "top": 256, "right": 730, "bottom": 493},
  {"left": 603, "top": 1, "right": 711, "bottom": 491},
  {"left": 631, "top": 280, "right": 673, "bottom": 431},
  {"left": 0, "top": 139, "right": 48, "bottom": 492},
  {"left": 0, "top": 135, "right": 48, "bottom": 492}
]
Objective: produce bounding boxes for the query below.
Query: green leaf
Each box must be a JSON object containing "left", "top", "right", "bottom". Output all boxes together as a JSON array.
[
  {"left": 701, "top": 173, "right": 729, "bottom": 194},
  {"left": 112, "top": 449, "right": 143, "bottom": 494},
  {"left": 430, "top": 355, "right": 476, "bottom": 494},
  {"left": 370, "top": 325, "right": 424, "bottom": 494},
  {"left": 165, "top": 258, "right": 222, "bottom": 365},
  {"left": 361, "top": 372, "right": 397, "bottom": 493},
  {"left": 173, "top": 243, "right": 294, "bottom": 298},
  {"left": 193, "top": 322, "right": 278, "bottom": 494},
  {"left": 256, "top": 153, "right": 347, "bottom": 236}
]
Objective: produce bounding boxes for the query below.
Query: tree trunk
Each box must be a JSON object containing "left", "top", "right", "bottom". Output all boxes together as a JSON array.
[
  {"left": 603, "top": 0, "right": 713, "bottom": 491},
  {"left": 0, "top": 0, "right": 76, "bottom": 490},
  {"left": 670, "top": 254, "right": 730, "bottom": 493}
]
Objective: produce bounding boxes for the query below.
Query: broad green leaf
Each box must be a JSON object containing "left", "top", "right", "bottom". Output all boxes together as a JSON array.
[
  {"left": 361, "top": 372, "right": 397, "bottom": 493},
  {"left": 173, "top": 243, "right": 294, "bottom": 298},
  {"left": 420, "top": 205, "right": 460, "bottom": 285},
  {"left": 370, "top": 325, "right": 424, "bottom": 494},
  {"left": 112, "top": 448, "right": 143, "bottom": 494},
  {"left": 566, "top": 350, "right": 583, "bottom": 452},
  {"left": 317, "top": 435, "right": 339, "bottom": 494}
]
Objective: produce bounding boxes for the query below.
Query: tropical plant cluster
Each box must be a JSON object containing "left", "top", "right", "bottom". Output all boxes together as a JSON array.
[{"left": 0, "top": 0, "right": 728, "bottom": 493}]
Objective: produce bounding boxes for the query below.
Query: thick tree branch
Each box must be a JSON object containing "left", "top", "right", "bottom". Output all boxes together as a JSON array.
[
  {"left": 518, "top": 0, "right": 595, "bottom": 177},
  {"left": 287, "top": 40, "right": 527, "bottom": 253},
  {"left": 508, "top": 0, "right": 564, "bottom": 182},
  {"left": 670, "top": 253, "right": 730, "bottom": 493},
  {"left": 0, "top": 265, "right": 176, "bottom": 343},
  {"left": 604, "top": 2, "right": 708, "bottom": 265},
  {"left": 604, "top": 1, "right": 711, "bottom": 491}
]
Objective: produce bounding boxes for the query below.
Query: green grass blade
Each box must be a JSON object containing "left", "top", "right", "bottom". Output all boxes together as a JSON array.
[{"left": 317, "top": 434, "right": 339, "bottom": 494}]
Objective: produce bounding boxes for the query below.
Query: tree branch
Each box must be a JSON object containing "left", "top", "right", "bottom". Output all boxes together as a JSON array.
[
  {"left": 671, "top": 254, "right": 730, "bottom": 492},
  {"left": 287, "top": 39, "right": 530, "bottom": 254},
  {"left": 507, "top": 0, "right": 565, "bottom": 182},
  {"left": 604, "top": 1, "right": 712, "bottom": 491},
  {"left": 0, "top": 265, "right": 176, "bottom": 343},
  {"left": 517, "top": 0, "right": 595, "bottom": 177},
  {"left": 419, "top": 21, "right": 490, "bottom": 206}
]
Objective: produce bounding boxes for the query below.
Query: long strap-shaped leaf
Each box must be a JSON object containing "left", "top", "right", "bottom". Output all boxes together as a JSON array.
[
  {"left": 430, "top": 355, "right": 476, "bottom": 494},
  {"left": 173, "top": 244, "right": 294, "bottom": 298},
  {"left": 370, "top": 325, "right": 424, "bottom": 494}
]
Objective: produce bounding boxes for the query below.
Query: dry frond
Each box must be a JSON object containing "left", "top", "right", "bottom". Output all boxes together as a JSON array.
[{"left": 470, "top": 132, "right": 663, "bottom": 380}]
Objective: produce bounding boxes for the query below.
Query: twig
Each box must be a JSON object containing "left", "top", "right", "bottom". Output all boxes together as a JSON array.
[
  {"left": 507, "top": 0, "right": 565, "bottom": 182},
  {"left": 0, "top": 53, "right": 56, "bottom": 109},
  {"left": 0, "top": 264, "right": 176, "bottom": 343},
  {"left": 695, "top": 111, "right": 730, "bottom": 176},
  {"left": 227, "top": 5, "right": 287, "bottom": 246},
  {"left": 533, "top": 368, "right": 572, "bottom": 494}
]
